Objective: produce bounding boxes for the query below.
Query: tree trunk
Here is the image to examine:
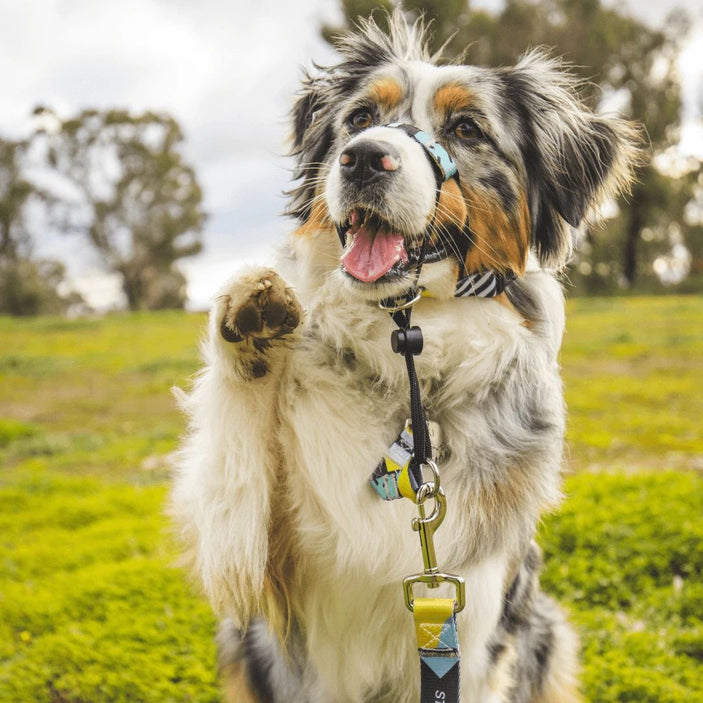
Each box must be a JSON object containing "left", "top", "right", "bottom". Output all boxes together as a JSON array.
[{"left": 121, "top": 268, "right": 144, "bottom": 311}]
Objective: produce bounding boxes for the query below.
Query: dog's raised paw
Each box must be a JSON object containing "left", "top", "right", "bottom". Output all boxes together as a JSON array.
[{"left": 220, "top": 271, "right": 302, "bottom": 344}]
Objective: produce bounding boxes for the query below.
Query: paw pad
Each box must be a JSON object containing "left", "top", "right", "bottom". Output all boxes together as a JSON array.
[{"left": 220, "top": 272, "right": 302, "bottom": 343}]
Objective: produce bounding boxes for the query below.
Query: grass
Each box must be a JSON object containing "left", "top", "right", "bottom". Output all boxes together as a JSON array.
[{"left": 1, "top": 297, "right": 701, "bottom": 701}]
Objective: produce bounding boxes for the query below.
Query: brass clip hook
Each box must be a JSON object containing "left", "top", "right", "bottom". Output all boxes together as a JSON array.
[
  {"left": 413, "top": 479, "right": 447, "bottom": 582},
  {"left": 403, "top": 460, "right": 466, "bottom": 613}
]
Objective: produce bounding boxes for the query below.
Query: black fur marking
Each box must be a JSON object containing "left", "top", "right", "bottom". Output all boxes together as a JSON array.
[
  {"left": 547, "top": 121, "right": 618, "bottom": 227},
  {"left": 488, "top": 640, "right": 507, "bottom": 664},
  {"left": 504, "top": 278, "right": 543, "bottom": 326},
  {"left": 520, "top": 395, "right": 557, "bottom": 435},
  {"left": 500, "top": 70, "right": 565, "bottom": 267},
  {"left": 242, "top": 627, "right": 277, "bottom": 702},
  {"left": 341, "top": 347, "right": 357, "bottom": 370},
  {"left": 508, "top": 593, "right": 559, "bottom": 702},
  {"left": 533, "top": 610, "right": 556, "bottom": 688},
  {"left": 251, "top": 359, "right": 269, "bottom": 378},
  {"left": 500, "top": 543, "right": 542, "bottom": 635},
  {"left": 500, "top": 64, "right": 621, "bottom": 267},
  {"left": 480, "top": 171, "right": 517, "bottom": 212}
]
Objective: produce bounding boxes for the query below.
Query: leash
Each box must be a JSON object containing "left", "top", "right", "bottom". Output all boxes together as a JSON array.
[
  {"left": 376, "top": 125, "right": 466, "bottom": 703},
  {"left": 338, "top": 123, "right": 515, "bottom": 702}
]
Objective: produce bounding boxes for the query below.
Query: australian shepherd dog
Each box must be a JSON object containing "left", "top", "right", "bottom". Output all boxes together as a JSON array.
[{"left": 172, "top": 13, "right": 639, "bottom": 703}]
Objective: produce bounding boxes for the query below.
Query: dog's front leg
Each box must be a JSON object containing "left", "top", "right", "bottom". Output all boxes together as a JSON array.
[{"left": 172, "top": 268, "right": 302, "bottom": 626}]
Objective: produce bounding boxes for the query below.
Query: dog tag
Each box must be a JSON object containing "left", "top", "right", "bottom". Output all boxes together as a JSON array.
[{"left": 370, "top": 420, "right": 445, "bottom": 501}]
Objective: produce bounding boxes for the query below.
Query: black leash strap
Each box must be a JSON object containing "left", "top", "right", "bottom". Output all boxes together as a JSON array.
[{"left": 386, "top": 226, "right": 433, "bottom": 491}]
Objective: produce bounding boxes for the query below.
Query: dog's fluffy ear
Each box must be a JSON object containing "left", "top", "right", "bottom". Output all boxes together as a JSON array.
[
  {"left": 287, "top": 71, "right": 335, "bottom": 221},
  {"left": 504, "top": 51, "right": 641, "bottom": 268}
]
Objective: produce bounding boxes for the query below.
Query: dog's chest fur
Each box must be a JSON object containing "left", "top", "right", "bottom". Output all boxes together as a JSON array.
[{"left": 262, "top": 267, "right": 566, "bottom": 700}]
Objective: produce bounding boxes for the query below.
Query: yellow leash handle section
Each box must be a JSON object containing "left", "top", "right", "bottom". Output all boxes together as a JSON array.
[{"left": 413, "top": 598, "right": 461, "bottom": 702}]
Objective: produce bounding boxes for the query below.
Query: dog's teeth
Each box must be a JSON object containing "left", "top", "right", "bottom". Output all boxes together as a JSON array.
[{"left": 350, "top": 210, "right": 360, "bottom": 227}]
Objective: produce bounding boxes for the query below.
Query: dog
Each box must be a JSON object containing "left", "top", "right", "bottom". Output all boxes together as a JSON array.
[{"left": 171, "top": 13, "right": 639, "bottom": 703}]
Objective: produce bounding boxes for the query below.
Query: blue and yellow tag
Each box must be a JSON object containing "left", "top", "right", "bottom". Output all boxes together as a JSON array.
[
  {"left": 370, "top": 420, "right": 445, "bottom": 503},
  {"left": 369, "top": 421, "right": 420, "bottom": 502}
]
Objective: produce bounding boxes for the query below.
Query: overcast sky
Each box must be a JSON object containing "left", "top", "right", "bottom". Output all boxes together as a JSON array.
[{"left": 1, "top": 0, "right": 701, "bottom": 309}]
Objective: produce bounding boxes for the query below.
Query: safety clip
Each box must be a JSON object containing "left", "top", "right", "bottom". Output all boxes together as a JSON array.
[{"left": 403, "top": 461, "right": 466, "bottom": 613}]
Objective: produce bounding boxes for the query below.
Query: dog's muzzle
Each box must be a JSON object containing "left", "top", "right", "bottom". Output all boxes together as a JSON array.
[{"left": 335, "top": 124, "right": 458, "bottom": 284}]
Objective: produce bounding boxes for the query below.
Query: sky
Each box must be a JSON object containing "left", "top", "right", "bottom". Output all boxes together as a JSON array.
[{"left": 1, "top": 0, "right": 702, "bottom": 310}]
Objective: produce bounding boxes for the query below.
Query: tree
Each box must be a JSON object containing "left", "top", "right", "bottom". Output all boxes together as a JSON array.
[
  {"left": 325, "top": 0, "right": 700, "bottom": 293},
  {"left": 0, "top": 137, "right": 83, "bottom": 316},
  {"left": 0, "top": 139, "right": 33, "bottom": 261},
  {"left": 35, "top": 108, "right": 206, "bottom": 310}
]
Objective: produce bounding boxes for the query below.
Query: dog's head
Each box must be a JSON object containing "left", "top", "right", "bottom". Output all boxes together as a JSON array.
[{"left": 288, "top": 14, "right": 640, "bottom": 301}]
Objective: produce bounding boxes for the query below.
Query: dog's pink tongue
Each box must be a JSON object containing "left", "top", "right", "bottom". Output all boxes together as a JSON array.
[{"left": 341, "top": 225, "right": 407, "bottom": 283}]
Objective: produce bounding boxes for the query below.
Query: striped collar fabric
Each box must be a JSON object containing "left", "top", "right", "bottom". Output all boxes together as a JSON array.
[{"left": 454, "top": 270, "right": 514, "bottom": 298}]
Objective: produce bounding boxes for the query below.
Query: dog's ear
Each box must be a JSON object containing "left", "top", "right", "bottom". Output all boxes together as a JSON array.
[
  {"left": 287, "top": 72, "right": 335, "bottom": 222},
  {"left": 504, "top": 51, "right": 641, "bottom": 267}
]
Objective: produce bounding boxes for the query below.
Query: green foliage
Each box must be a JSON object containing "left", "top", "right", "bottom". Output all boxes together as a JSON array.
[
  {"left": 540, "top": 471, "right": 703, "bottom": 702},
  {"left": 0, "top": 299, "right": 701, "bottom": 700},
  {"left": 0, "top": 418, "right": 38, "bottom": 447},
  {"left": 0, "top": 257, "right": 85, "bottom": 316},
  {"left": 561, "top": 296, "right": 703, "bottom": 471},
  {"left": 0, "top": 473, "right": 219, "bottom": 702}
]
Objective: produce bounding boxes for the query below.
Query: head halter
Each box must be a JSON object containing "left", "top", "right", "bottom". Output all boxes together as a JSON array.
[{"left": 385, "top": 123, "right": 458, "bottom": 185}]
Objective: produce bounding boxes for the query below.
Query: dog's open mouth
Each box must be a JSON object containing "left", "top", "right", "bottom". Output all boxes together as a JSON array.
[{"left": 340, "top": 208, "right": 447, "bottom": 284}]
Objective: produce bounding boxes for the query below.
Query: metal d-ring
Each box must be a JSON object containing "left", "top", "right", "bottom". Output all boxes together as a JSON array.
[
  {"left": 416, "top": 460, "right": 441, "bottom": 500},
  {"left": 403, "top": 572, "right": 466, "bottom": 613},
  {"left": 378, "top": 288, "right": 423, "bottom": 313}
]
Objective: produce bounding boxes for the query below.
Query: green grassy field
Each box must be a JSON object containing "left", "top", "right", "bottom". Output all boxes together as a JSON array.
[{"left": 1, "top": 297, "right": 701, "bottom": 702}]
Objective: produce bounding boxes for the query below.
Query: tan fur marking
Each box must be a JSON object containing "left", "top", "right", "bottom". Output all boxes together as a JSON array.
[
  {"left": 368, "top": 77, "right": 405, "bottom": 110},
  {"left": 494, "top": 292, "right": 518, "bottom": 315},
  {"left": 433, "top": 83, "right": 475, "bottom": 115},
  {"left": 222, "top": 662, "right": 260, "bottom": 703},
  {"left": 262, "top": 482, "right": 297, "bottom": 647},
  {"left": 463, "top": 186, "right": 529, "bottom": 275},
  {"left": 293, "top": 188, "right": 335, "bottom": 239},
  {"left": 488, "top": 635, "right": 518, "bottom": 698},
  {"left": 533, "top": 686, "right": 583, "bottom": 703},
  {"left": 434, "top": 178, "right": 468, "bottom": 231},
  {"left": 533, "top": 670, "right": 583, "bottom": 703}
]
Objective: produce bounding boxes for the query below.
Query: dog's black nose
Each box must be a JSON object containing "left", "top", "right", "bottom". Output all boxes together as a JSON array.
[{"left": 339, "top": 140, "right": 400, "bottom": 186}]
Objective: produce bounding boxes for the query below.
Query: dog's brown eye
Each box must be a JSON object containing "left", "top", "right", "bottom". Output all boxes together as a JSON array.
[
  {"left": 348, "top": 109, "right": 374, "bottom": 131},
  {"left": 454, "top": 120, "right": 480, "bottom": 141}
]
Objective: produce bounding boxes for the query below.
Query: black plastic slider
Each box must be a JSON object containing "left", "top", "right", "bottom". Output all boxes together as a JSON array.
[{"left": 391, "top": 326, "right": 424, "bottom": 355}]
